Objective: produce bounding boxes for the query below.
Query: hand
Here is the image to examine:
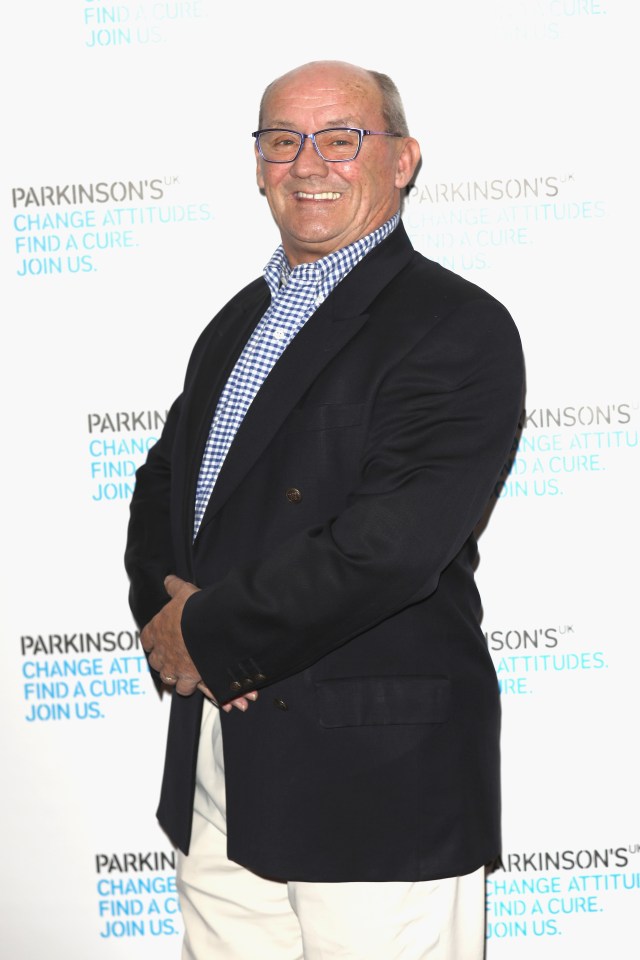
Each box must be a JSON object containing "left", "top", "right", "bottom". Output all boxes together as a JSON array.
[
  {"left": 141, "top": 574, "right": 201, "bottom": 694},
  {"left": 141, "top": 575, "right": 257, "bottom": 712}
]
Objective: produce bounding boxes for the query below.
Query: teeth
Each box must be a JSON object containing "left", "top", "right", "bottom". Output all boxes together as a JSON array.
[{"left": 295, "top": 192, "right": 341, "bottom": 200}]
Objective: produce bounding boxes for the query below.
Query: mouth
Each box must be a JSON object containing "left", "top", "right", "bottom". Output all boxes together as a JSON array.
[{"left": 293, "top": 191, "right": 342, "bottom": 201}]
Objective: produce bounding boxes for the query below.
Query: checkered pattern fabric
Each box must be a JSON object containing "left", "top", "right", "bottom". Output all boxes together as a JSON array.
[{"left": 193, "top": 212, "right": 400, "bottom": 538}]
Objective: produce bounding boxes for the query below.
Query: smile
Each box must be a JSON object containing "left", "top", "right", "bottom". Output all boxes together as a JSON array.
[{"left": 294, "top": 192, "right": 342, "bottom": 200}]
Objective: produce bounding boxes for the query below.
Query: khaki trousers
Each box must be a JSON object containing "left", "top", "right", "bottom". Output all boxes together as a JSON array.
[{"left": 176, "top": 700, "right": 485, "bottom": 960}]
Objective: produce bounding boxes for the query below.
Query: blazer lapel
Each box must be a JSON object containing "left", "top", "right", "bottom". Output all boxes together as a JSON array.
[
  {"left": 194, "top": 223, "right": 415, "bottom": 538},
  {"left": 183, "top": 280, "right": 271, "bottom": 537}
]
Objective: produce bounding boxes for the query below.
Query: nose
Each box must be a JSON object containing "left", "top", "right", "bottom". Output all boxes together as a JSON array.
[{"left": 290, "top": 135, "right": 329, "bottom": 177}]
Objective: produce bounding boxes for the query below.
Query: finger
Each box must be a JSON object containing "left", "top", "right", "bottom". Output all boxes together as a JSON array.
[
  {"left": 221, "top": 697, "right": 249, "bottom": 712},
  {"left": 246, "top": 691, "right": 258, "bottom": 701},
  {"left": 147, "top": 651, "right": 162, "bottom": 673},
  {"left": 161, "top": 673, "right": 178, "bottom": 686},
  {"left": 175, "top": 678, "right": 200, "bottom": 696},
  {"left": 163, "top": 574, "right": 185, "bottom": 598},
  {"left": 140, "top": 625, "right": 154, "bottom": 653},
  {"left": 196, "top": 682, "right": 217, "bottom": 703}
]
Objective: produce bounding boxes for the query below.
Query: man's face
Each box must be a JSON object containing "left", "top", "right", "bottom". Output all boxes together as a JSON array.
[{"left": 256, "top": 63, "right": 420, "bottom": 266}]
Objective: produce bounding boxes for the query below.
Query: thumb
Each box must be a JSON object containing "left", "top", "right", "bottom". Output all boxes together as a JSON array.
[
  {"left": 164, "top": 574, "right": 200, "bottom": 602},
  {"left": 164, "top": 574, "right": 187, "bottom": 598}
]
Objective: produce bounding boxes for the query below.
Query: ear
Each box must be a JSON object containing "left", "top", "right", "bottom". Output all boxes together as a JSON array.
[
  {"left": 394, "top": 137, "right": 421, "bottom": 190},
  {"left": 255, "top": 145, "right": 266, "bottom": 190}
]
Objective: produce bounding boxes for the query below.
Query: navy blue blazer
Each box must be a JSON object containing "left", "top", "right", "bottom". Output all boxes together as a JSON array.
[{"left": 125, "top": 222, "right": 524, "bottom": 882}]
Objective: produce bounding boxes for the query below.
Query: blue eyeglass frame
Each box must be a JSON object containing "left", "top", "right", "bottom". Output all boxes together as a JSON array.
[{"left": 252, "top": 127, "right": 403, "bottom": 163}]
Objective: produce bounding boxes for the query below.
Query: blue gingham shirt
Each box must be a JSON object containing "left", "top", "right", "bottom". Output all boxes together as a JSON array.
[{"left": 193, "top": 212, "right": 400, "bottom": 538}]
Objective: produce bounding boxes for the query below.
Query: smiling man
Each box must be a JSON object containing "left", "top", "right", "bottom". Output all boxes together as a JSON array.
[
  {"left": 126, "top": 61, "right": 524, "bottom": 960},
  {"left": 254, "top": 65, "right": 418, "bottom": 263}
]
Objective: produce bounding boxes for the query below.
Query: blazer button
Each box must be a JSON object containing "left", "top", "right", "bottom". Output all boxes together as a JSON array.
[
  {"left": 229, "top": 681, "right": 242, "bottom": 692},
  {"left": 273, "top": 698, "right": 289, "bottom": 711},
  {"left": 252, "top": 673, "right": 267, "bottom": 683},
  {"left": 286, "top": 487, "right": 302, "bottom": 503}
]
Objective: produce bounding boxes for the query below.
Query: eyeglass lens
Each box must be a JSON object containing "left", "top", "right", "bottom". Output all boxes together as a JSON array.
[{"left": 259, "top": 129, "right": 361, "bottom": 162}]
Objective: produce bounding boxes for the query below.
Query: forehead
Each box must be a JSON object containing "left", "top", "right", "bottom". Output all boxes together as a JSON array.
[{"left": 262, "top": 68, "right": 383, "bottom": 126}]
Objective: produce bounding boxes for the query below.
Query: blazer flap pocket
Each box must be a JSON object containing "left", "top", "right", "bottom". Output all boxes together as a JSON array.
[
  {"left": 286, "top": 402, "right": 365, "bottom": 433},
  {"left": 315, "top": 676, "right": 451, "bottom": 728}
]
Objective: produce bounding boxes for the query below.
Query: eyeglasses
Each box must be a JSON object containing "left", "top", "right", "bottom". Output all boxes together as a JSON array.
[{"left": 252, "top": 127, "right": 403, "bottom": 163}]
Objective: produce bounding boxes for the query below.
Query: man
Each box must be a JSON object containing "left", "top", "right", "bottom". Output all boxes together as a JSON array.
[{"left": 125, "top": 60, "right": 524, "bottom": 959}]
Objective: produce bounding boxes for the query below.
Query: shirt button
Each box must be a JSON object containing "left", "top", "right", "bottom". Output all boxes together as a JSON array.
[
  {"left": 273, "top": 327, "right": 286, "bottom": 341},
  {"left": 286, "top": 487, "right": 302, "bottom": 503},
  {"left": 315, "top": 294, "right": 325, "bottom": 306},
  {"left": 273, "top": 698, "right": 289, "bottom": 711}
]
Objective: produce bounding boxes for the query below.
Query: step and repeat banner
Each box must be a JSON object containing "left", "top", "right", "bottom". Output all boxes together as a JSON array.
[{"left": 2, "top": 2, "right": 638, "bottom": 957}]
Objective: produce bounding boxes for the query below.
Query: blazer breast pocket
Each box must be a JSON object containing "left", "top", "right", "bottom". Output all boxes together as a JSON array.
[
  {"left": 315, "top": 676, "right": 452, "bottom": 728},
  {"left": 285, "top": 402, "right": 365, "bottom": 434}
]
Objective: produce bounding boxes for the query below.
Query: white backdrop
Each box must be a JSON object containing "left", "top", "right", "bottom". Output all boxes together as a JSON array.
[{"left": 2, "top": 2, "right": 638, "bottom": 956}]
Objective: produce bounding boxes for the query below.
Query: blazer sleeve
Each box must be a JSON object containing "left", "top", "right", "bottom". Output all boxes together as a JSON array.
[
  {"left": 181, "top": 297, "right": 524, "bottom": 704},
  {"left": 124, "top": 394, "right": 182, "bottom": 632}
]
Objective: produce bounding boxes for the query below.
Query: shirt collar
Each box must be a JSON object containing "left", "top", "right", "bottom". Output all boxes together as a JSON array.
[{"left": 264, "top": 212, "right": 400, "bottom": 300}]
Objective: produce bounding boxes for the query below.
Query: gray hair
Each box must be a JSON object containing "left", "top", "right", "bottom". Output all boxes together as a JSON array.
[
  {"left": 366, "top": 70, "right": 410, "bottom": 137},
  {"left": 258, "top": 66, "right": 410, "bottom": 137}
]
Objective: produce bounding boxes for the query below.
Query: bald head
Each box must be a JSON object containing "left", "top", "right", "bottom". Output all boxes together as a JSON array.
[{"left": 258, "top": 60, "right": 410, "bottom": 138}]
